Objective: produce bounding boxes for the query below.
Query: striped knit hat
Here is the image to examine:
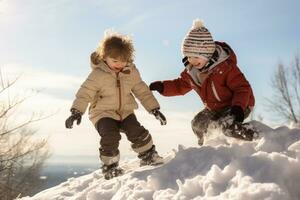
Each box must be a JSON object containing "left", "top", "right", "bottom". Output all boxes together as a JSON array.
[{"left": 181, "top": 19, "right": 216, "bottom": 60}]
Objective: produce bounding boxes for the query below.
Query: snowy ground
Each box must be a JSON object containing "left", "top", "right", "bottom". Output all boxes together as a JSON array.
[{"left": 20, "top": 121, "right": 300, "bottom": 200}]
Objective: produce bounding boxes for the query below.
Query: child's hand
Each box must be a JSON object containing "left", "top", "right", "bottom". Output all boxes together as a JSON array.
[
  {"left": 151, "top": 108, "right": 167, "bottom": 125},
  {"left": 230, "top": 106, "right": 244, "bottom": 123},
  {"left": 149, "top": 81, "right": 164, "bottom": 93},
  {"left": 65, "top": 108, "right": 82, "bottom": 129}
]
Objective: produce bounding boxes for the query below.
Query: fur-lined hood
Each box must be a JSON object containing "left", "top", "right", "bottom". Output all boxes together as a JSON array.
[{"left": 90, "top": 52, "right": 135, "bottom": 74}]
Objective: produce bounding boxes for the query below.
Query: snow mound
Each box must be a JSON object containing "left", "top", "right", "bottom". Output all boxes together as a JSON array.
[{"left": 20, "top": 121, "right": 300, "bottom": 200}]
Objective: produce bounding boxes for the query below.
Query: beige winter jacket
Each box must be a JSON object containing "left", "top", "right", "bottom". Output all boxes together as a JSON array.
[{"left": 71, "top": 53, "right": 160, "bottom": 125}]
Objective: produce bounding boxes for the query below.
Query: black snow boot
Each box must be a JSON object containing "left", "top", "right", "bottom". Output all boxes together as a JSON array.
[
  {"left": 223, "top": 122, "right": 259, "bottom": 141},
  {"left": 102, "top": 162, "right": 124, "bottom": 180},
  {"left": 138, "top": 145, "right": 164, "bottom": 166},
  {"left": 218, "top": 115, "right": 259, "bottom": 141}
]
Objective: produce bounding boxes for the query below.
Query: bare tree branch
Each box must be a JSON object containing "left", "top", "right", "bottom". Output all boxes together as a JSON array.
[
  {"left": 0, "top": 70, "right": 50, "bottom": 199},
  {"left": 0, "top": 113, "right": 53, "bottom": 137},
  {"left": 266, "top": 55, "right": 300, "bottom": 123},
  {"left": 0, "top": 68, "right": 22, "bottom": 95},
  {"left": 292, "top": 56, "right": 300, "bottom": 108}
]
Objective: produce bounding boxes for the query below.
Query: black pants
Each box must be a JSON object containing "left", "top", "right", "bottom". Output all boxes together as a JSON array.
[
  {"left": 95, "top": 114, "right": 152, "bottom": 164},
  {"left": 191, "top": 107, "right": 251, "bottom": 140}
]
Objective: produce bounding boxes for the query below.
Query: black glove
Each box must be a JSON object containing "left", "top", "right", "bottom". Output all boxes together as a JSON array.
[
  {"left": 149, "top": 81, "right": 164, "bottom": 93},
  {"left": 151, "top": 108, "right": 167, "bottom": 125},
  {"left": 230, "top": 106, "right": 244, "bottom": 123},
  {"left": 65, "top": 108, "right": 82, "bottom": 129}
]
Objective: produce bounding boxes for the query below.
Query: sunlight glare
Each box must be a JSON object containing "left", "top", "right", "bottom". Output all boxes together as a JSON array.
[{"left": 0, "top": 0, "right": 16, "bottom": 24}]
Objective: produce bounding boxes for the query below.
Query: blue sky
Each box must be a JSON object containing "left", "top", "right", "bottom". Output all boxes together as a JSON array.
[
  {"left": 1, "top": 0, "right": 300, "bottom": 117},
  {"left": 1, "top": 0, "right": 300, "bottom": 159}
]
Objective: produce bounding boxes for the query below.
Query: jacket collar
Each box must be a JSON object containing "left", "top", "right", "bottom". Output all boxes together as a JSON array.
[
  {"left": 183, "top": 41, "right": 237, "bottom": 73},
  {"left": 198, "top": 43, "right": 230, "bottom": 73},
  {"left": 215, "top": 41, "right": 237, "bottom": 66}
]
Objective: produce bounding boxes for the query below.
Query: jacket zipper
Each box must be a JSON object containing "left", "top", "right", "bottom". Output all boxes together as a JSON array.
[
  {"left": 211, "top": 81, "right": 221, "bottom": 102},
  {"left": 116, "top": 72, "right": 122, "bottom": 120}
]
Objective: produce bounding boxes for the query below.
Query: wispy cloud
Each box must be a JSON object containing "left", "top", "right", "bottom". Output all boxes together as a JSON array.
[
  {"left": 0, "top": 0, "right": 17, "bottom": 24},
  {"left": 120, "top": 13, "right": 151, "bottom": 33},
  {"left": 0, "top": 0, "right": 78, "bottom": 27},
  {"left": 118, "top": 2, "right": 185, "bottom": 36},
  {"left": 91, "top": 0, "right": 137, "bottom": 17},
  {"left": 1, "top": 63, "right": 82, "bottom": 92},
  {"left": 0, "top": 0, "right": 12, "bottom": 14}
]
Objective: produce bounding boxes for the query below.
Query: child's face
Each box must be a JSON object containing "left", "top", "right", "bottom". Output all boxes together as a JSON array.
[
  {"left": 104, "top": 56, "right": 127, "bottom": 72},
  {"left": 187, "top": 56, "right": 208, "bottom": 69}
]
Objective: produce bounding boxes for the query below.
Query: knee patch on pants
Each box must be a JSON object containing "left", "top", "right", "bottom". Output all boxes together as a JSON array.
[
  {"left": 191, "top": 110, "right": 212, "bottom": 137},
  {"left": 131, "top": 135, "right": 153, "bottom": 154}
]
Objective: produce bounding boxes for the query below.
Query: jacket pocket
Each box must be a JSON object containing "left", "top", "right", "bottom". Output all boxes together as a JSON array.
[{"left": 211, "top": 81, "right": 221, "bottom": 102}]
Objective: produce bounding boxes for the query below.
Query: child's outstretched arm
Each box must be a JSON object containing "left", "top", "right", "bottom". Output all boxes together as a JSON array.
[
  {"left": 149, "top": 70, "right": 192, "bottom": 96},
  {"left": 65, "top": 70, "right": 101, "bottom": 129},
  {"left": 71, "top": 71, "right": 101, "bottom": 112},
  {"left": 131, "top": 67, "right": 167, "bottom": 125}
]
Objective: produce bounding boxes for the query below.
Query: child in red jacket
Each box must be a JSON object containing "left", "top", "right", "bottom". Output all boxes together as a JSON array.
[{"left": 150, "top": 19, "right": 256, "bottom": 145}]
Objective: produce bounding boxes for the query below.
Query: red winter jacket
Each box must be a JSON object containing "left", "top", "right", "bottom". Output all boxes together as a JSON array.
[{"left": 161, "top": 42, "right": 255, "bottom": 111}]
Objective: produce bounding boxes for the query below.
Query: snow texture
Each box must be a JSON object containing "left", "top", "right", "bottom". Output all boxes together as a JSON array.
[{"left": 20, "top": 121, "right": 300, "bottom": 200}]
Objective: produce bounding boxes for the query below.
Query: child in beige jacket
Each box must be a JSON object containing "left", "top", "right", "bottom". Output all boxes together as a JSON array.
[{"left": 65, "top": 31, "right": 166, "bottom": 180}]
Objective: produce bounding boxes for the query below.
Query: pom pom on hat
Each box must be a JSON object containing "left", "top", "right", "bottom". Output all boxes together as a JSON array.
[
  {"left": 181, "top": 19, "right": 216, "bottom": 59},
  {"left": 192, "top": 19, "right": 204, "bottom": 29}
]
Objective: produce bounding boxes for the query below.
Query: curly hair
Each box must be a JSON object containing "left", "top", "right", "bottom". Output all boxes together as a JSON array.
[{"left": 94, "top": 30, "right": 135, "bottom": 64}]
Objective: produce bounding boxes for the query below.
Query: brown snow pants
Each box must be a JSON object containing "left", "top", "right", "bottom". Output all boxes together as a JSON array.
[{"left": 95, "top": 113, "right": 153, "bottom": 165}]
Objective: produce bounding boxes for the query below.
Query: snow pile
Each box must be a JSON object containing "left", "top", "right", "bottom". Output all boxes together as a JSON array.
[{"left": 20, "top": 121, "right": 300, "bottom": 200}]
